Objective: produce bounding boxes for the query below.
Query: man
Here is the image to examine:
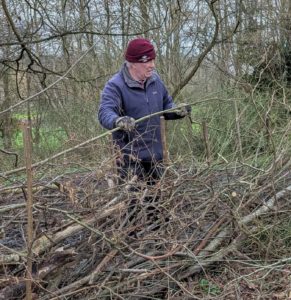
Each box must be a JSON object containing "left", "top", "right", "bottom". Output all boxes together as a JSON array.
[{"left": 98, "top": 38, "right": 191, "bottom": 184}]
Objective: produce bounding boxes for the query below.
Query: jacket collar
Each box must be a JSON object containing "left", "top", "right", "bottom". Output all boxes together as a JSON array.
[{"left": 121, "top": 63, "right": 156, "bottom": 88}]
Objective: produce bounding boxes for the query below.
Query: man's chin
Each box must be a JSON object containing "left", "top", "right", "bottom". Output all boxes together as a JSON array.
[{"left": 146, "top": 72, "right": 153, "bottom": 78}]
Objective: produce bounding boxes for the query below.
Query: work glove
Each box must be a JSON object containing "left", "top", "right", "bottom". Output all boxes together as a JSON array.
[
  {"left": 115, "top": 116, "right": 135, "bottom": 131},
  {"left": 176, "top": 103, "right": 192, "bottom": 117}
]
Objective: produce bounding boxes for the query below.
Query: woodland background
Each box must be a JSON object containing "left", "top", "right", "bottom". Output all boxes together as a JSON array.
[{"left": 0, "top": 0, "right": 291, "bottom": 299}]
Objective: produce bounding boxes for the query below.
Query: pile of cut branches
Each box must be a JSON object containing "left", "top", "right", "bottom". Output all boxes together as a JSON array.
[{"left": 0, "top": 158, "right": 291, "bottom": 299}]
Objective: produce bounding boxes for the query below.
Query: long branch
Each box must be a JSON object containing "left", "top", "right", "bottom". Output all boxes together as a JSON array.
[{"left": 0, "top": 97, "right": 226, "bottom": 177}]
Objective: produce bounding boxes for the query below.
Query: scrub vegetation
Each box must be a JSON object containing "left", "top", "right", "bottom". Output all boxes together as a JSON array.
[{"left": 0, "top": 1, "right": 290, "bottom": 299}]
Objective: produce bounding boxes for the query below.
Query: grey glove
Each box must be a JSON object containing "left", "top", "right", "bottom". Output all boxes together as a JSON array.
[
  {"left": 115, "top": 116, "right": 135, "bottom": 131},
  {"left": 176, "top": 103, "right": 192, "bottom": 117}
]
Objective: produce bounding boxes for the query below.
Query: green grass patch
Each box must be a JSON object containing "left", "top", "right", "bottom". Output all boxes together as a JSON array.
[
  {"left": 13, "top": 128, "right": 68, "bottom": 153},
  {"left": 191, "top": 122, "right": 201, "bottom": 133},
  {"left": 13, "top": 112, "right": 37, "bottom": 120}
]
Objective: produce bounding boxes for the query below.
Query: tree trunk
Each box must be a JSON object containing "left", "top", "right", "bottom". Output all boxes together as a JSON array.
[{"left": 2, "top": 70, "right": 13, "bottom": 149}]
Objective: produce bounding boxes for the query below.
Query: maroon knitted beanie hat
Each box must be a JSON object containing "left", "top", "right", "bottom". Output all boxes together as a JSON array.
[{"left": 125, "top": 38, "right": 156, "bottom": 63}]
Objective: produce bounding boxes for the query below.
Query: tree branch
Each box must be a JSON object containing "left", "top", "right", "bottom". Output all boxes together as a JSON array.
[{"left": 172, "top": 1, "right": 220, "bottom": 98}]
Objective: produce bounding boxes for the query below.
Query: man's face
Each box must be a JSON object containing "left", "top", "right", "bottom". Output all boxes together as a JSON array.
[{"left": 132, "top": 59, "right": 155, "bottom": 81}]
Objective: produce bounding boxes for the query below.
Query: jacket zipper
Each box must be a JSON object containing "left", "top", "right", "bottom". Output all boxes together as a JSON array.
[{"left": 144, "top": 86, "right": 151, "bottom": 115}]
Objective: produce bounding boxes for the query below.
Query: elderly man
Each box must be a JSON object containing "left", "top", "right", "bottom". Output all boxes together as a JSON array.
[{"left": 98, "top": 38, "right": 190, "bottom": 184}]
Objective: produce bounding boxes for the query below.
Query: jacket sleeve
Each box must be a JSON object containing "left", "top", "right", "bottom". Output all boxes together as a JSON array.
[{"left": 98, "top": 81, "right": 122, "bottom": 130}]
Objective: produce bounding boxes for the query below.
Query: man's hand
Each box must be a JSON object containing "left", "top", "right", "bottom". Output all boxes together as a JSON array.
[
  {"left": 176, "top": 103, "right": 192, "bottom": 117},
  {"left": 115, "top": 116, "right": 136, "bottom": 131}
]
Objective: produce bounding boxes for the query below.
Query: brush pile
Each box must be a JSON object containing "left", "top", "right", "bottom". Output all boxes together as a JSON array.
[{"left": 1, "top": 159, "right": 291, "bottom": 299}]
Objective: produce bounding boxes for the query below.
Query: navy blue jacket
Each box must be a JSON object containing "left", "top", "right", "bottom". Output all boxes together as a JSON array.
[{"left": 98, "top": 63, "right": 182, "bottom": 162}]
